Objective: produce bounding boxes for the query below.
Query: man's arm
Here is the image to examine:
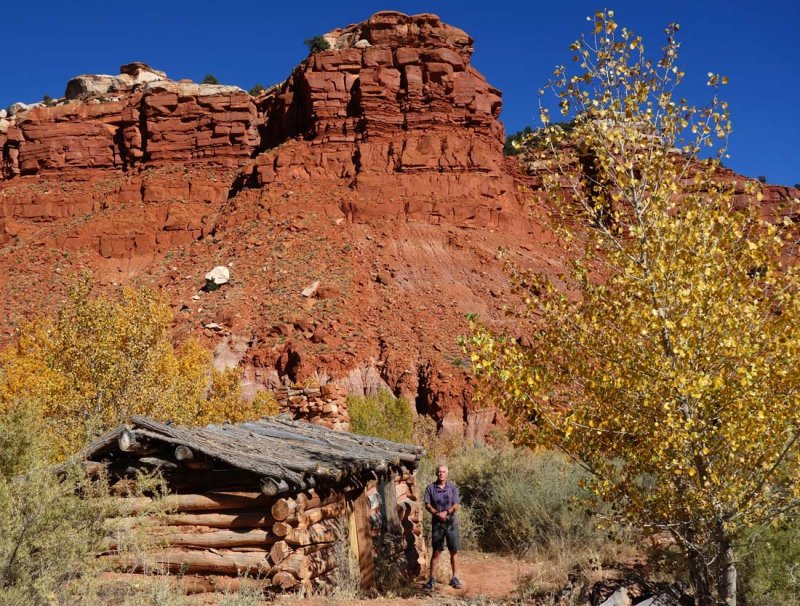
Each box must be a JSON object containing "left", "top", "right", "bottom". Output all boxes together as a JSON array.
[
  {"left": 447, "top": 483, "right": 461, "bottom": 517},
  {"left": 423, "top": 485, "right": 439, "bottom": 516}
]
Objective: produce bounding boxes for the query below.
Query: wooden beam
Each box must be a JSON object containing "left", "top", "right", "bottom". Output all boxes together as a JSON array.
[
  {"left": 96, "top": 571, "right": 269, "bottom": 595},
  {"left": 346, "top": 499, "right": 359, "bottom": 574},
  {"left": 174, "top": 445, "right": 194, "bottom": 461},
  {"left": 379, "top": 473, "right": 402, "bottom": 534},
  {"left": 351, "top": 487, "right": 375, "bottom": 589},
  {"left": 101, "top": 547, "right": 271, "bottom": 575},
  {"left": 117, "top": 429, "right": 159, "bottom": 455},
  {"left": 116, "top": 491, "right": 270, "bottom": 514}
]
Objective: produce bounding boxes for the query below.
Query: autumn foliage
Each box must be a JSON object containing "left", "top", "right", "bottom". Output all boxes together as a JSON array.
[
  {"left": 0, "top": 276, "right": 275, "bottom": 458},
  {"left": 469, "top": 11, "right": 800, "bottom": 606}
]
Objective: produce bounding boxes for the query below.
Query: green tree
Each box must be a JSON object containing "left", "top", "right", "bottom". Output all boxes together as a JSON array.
[
  {"left": 348, "top": 390, "right": 413, "bottom": 443},
  {"left": 468, "top": 11, "right": 800, "bottom": 606},
  {"left": 248, "top": 83, "right": 265, "bottom": 96},
  {"left": 304, "top": 35, "right": 331, "bottom": 55},
  {"left": 201, "top": 74, "right": 220, "bottom": 85}
]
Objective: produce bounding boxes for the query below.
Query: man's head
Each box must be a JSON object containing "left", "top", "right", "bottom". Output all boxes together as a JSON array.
[{"left": 436, "top": 464, "right": 449, "bottom": 483}]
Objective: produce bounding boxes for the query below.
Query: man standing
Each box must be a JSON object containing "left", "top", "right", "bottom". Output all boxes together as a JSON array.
[{"left": 423, "top": 464, "right": 462, "bottom": 590}]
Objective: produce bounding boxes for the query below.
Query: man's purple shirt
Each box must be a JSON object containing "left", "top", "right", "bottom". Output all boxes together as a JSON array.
[{"left": 423, "top": 480, "right": 460, "bottom": 519}]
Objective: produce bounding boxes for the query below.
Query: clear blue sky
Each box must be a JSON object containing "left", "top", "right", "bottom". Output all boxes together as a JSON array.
[{"left": 2, "top": 0, "right": 798, "bottom": 186}]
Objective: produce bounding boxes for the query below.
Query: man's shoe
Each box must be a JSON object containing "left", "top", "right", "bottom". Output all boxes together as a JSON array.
[
  {"left": 450, "top": 576, "right": 463, "bottom": 589},
  {"left": 424, "top": 578, "right": 435, "bottom": 591}
]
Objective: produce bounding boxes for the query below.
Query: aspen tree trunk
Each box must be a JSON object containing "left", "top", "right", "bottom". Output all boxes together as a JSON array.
[
  {"left": 687, "top": 549, "right": 714, "bottom": 606},
  {"left": 716, "top": 528, "right": 737, "bottom": 606}
]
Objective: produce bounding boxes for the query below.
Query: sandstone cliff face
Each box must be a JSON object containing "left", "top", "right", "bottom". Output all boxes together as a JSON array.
[
  {"left": 0, "top": 12, "right": 530, "bottom": 440},
  {"left": 1, "top": 12, "right": 796, "bottom": 441},
  {"left": 0, "top": 82, "right": 256, "bottom": 178},
  {"left": 242, "top": 11, "right": 515, "bottom": 228}
]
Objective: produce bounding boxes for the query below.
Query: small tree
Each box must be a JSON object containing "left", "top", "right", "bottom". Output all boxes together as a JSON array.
[
  {"left": 347, "top": 390, "right": 413, "bottom": 443},
  {"left": 304, "top": 35, "right": 331, "bottom": 55},
  {"left": 249, "top": 83, "right": 265, "bottom": 96},
  {"left": 468, "top": 11, "right": 800, "bottom": 606},
  {"left": 202, "top": 73, "right": 220, "bottom": 85}
]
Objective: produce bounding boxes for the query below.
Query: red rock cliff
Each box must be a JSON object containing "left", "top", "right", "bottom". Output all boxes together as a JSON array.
[
  {"left": 1, "top": 11, "right": 794, "bottom": 441},
  {"left": 240, "top": 11, "right": 516, "bottom": 227},
  {"left": 0, "top": 11, "right": 535, "bottom": 441}
]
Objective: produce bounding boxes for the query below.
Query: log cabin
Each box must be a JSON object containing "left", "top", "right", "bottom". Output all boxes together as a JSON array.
[{"left": 80, "top": 414, "right": 426, "bottom": 595}]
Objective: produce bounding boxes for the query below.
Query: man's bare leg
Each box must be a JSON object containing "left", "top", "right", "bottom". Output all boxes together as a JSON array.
[
  {"left": 450, "top": 550, "right": 459, "bottom": 579},
  {"left": 429, "top": 549, "right": 442, "bottom": 581}
]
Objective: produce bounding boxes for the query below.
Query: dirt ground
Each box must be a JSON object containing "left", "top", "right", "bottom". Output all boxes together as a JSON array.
[{"left": 275, "top": 551, "right": 539, "bottom": 606}]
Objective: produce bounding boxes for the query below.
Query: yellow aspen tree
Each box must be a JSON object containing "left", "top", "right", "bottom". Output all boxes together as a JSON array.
[
  {"left": 469, "top": 12, "right": 800, "bottom": 606},
  {"left": 0, "top": 276, "right": 271, "bottom": 458}
]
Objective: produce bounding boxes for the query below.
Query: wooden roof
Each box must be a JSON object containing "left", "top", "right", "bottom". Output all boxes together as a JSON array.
[{"left": 82, "top": 415, "right": 423, "bottom": 495}]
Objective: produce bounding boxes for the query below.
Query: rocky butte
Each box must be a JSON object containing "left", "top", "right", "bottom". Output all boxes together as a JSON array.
[{"left": 1, "top": 11, "right": 797, "bottom": 439}]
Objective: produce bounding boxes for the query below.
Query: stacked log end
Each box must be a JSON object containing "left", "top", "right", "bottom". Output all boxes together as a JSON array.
[
  {"left": 274, "top": 384, "right": 350, "bottom": 431},
  {"left": 100, "top": 487, "right": 345, "bottom": 594},
  {"left": 365, "top": 471, "right": 426, "bottom": 578}
]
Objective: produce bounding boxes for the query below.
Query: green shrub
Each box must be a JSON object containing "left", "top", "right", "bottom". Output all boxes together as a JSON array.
[
  {"left": 446, "top": 446, "right": 604, "bottom": 556},
  {"left": 248, "top": 83, "right": 265, "bottom": 96},
  {"left": 504, "top": 125, "right": 533, "bottom": 155},
  {"left": 347, "top": 390, "right": 413, "bottom": 443},
  {"left": 202, "top": 74, "right": 220, "bottom": 85},
  {"left": 304, "top": 35, "right": 331, "bottom": 55},
  {"left": 503, "top": 121, "right": 577, "bottom": 155},
  {"left": 0, "top": 405, "right": 115, "bottom": 605},
  {"left": 739, "top": 519, "right": 800, "bottom": 606}
]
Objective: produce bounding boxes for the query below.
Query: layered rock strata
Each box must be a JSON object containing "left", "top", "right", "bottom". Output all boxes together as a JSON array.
[
  {"left": 0, "top": 80, "right": 256, "bottom": 177},
  {"left": 243, "top": 11, "right": 515, "bottom": 227}
]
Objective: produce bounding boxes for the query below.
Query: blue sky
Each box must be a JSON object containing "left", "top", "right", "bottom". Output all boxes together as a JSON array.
[{"left": 2, "top": 0, "right": 798, "bottom": 185}]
